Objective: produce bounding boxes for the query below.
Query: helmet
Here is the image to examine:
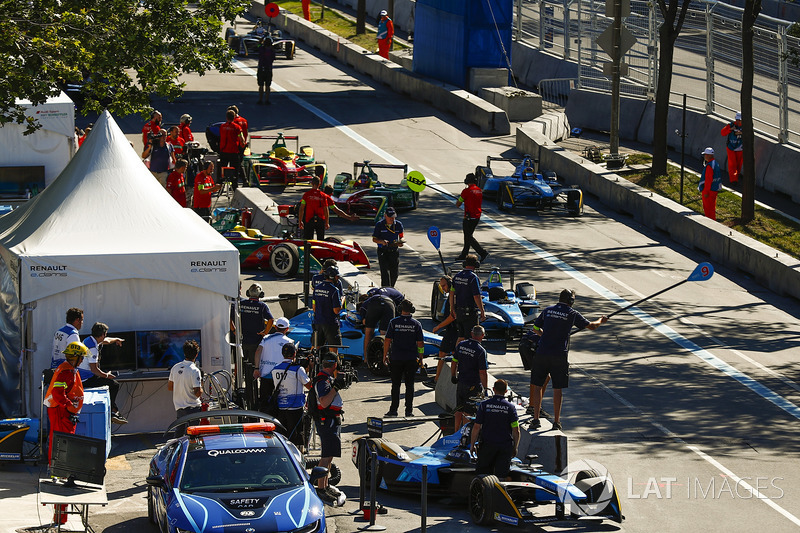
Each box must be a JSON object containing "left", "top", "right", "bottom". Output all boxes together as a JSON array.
[
  {"left": 325, "top": 265, "right": 340, "bottom": 279},
  {"left": 282, "top": 343, "right": 297, "bottom": 358},
  {"left": 63, "top": 341, "right": 89, "bottom": 362},
  {"left": 246, "top": 283, "right": 264, "bottom": 298},
  {"left": 522, "top": 167, "right": 535, "bottom": 178},
  {"left": 180, "top": 114, "right": 192, "bottom": 124}
]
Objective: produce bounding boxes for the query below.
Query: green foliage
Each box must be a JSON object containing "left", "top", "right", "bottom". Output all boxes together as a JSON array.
[{"left": 0, "top": 0, "right": 249, "bottom": 132}]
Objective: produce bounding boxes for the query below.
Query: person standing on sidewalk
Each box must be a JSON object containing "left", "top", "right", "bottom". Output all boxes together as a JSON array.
[
  {"left": 372, "top": 207, "right": 404, "bottom": 287},
  {"left": 167, "top": 340, "right": 203, "bottom": 435},
  {"left": 699, "top": 147, "right": 723, "bottom": 221},
  {"left": 456, "top": 172, "right": 488, "bottom": 262},
  {"left": 79, "top": 322, "right": 127, "bottom": 425},
  {"left": 720, "top": 112, "right": 744, "bottom": 184},
  {"left": 383, "top": 300, "right": 424, "bottom": 417},
  {"left": 376, "top": 10, "right": 394, "bottom": 59}
]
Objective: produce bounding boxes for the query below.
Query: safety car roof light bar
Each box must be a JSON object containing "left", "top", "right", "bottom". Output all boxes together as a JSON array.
[{"left": 186, "top": 422, "right": 276, "bottom": 436}]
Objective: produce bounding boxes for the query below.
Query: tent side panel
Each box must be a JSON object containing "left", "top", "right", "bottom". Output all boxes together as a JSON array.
[{"left": 0, "top": 254, "right": 22, "bottom": 418}]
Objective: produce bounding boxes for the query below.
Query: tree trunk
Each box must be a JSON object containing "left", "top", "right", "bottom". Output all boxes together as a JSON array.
[
  {"left": 740, "top": 0, "right": 762, "bottom": 223},
  {"left": 357, "top": 0, "right": 366, "bottom": 34},
  {"left": 651, "top": 34, "right": 676, "bottom": 179}
]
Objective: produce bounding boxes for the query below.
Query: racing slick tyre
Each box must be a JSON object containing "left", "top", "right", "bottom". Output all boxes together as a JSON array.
[
  {"left": 147, "top": 486, "right": 155, "bottom": 524},
  {"left": 304, "top": 459, "right": 342, "bottom": 486},
  {"left": 269, "top": 242, "right": 300, "bottom": 277},
  {"left": 469, "top": 474, "right": 499, "bottom": 525},
  {"left": 430, "top": 281, "right": 448, "bottom": 322},
  {"left": 366, "top": 336, "right": 390, "bottom": 376},
  {"left": 358, "top": 438, "right": 386, "bottom": 487},
  {"left": 324, "top": 236, "right": 342, "bottom": 243}
]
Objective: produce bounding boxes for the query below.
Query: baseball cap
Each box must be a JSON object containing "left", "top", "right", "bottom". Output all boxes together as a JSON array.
[
  {"left": 385, "top": 207, "right": 397, "bottom": 217},
  {"left": 380, "top": 9, "right": 388, "bottom": 16},
  {"left": 735, "top": 112, "right": 742, "bottom": 120},
  {"left": 275, "top": 317, "right": 291, "bottom": 329},
  {"left": 702, "top": 147, "right": 715, "bottom": 155}
]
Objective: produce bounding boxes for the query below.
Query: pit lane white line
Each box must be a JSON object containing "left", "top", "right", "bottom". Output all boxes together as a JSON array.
[
  {"left": 238, "top": 57, "right": 800, "bottom": 524},
  {"left": 235, "top": 59, "right": 800, "bottom": 422}
]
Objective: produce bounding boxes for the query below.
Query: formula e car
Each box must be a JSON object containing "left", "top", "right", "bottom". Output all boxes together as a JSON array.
[
  {"left": 476, "top": 155, "right": 583, "bottom": 216},
  {"left": 326, "top": 161, "right": 418, "bottom": 221},
  {"left": 352, "top": 417, "right": 623, "bottom": 527},
  {"left": 147, "top": 411, "right": 327, "bottom": 533},
  {"left": 431, "top": 267, "right": 539, "bottom": 341},
  {"left": 243, "top": 133, "right": 327, "bottom": 187},
  {"left": 221, "top": 224, "right": 369, "bottom": 277},
  {"left": 225, "top": 19, "right": 296, "bottom": 59}
]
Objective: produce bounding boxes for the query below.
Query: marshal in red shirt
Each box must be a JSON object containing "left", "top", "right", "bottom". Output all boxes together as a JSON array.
[
  {"left": 219, "top": 121, "right": 243, "bottom": 154},
  {"left": 458, "top": 183, "right": 483, "bottom": 219},
  {"left": 301, "top": 188, "right": 334, "bottom": 221}
]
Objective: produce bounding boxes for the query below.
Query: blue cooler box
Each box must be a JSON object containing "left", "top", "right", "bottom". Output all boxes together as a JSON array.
[{"left": 76, "top": 387, "right": 111, "bottom": 458}]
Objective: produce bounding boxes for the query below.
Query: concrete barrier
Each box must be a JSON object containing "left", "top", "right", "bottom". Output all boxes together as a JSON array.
[{"left": 516, "top": 125, "right": 800, "bottom": 300}]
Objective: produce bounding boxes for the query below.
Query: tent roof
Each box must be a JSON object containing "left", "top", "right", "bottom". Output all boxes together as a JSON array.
[{"left": 0, "top": 111, "right": 240, "bottom": 302}]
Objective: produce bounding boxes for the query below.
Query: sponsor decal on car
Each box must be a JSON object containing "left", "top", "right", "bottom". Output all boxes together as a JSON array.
[{"left": 493, "top": 512, "right": 519, "bottom": 526}]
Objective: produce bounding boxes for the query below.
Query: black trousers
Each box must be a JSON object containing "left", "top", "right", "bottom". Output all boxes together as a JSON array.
[
  {"left": 389, "top": 359, "right": 417, "bottom": 413},
  {"left": 82, "top": 375, "right": 121, "bottom": 412},
  {"left": 276, "top": 408, "right": 305, "bottom": 447},
  {"left": 460, "top": 217, "right": 486, "bottom": 257},
  {"left": 377, "top": 247, "right": 399, "bottom": 287},
  {"left": 303, "top": 216, "right": 325, "bottom": 240},
  {"left": 258, "top": 377, "right": 275, "bottom": 413}
]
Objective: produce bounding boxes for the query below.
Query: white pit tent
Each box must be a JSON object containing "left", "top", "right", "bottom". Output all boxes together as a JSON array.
[{"left": 0, "top": 111, "right": 240, "bottom": 433}]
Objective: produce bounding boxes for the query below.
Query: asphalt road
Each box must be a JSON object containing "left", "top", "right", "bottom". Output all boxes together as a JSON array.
[{"left": 81, "top": 29, "right": 800, "bottom": 533}]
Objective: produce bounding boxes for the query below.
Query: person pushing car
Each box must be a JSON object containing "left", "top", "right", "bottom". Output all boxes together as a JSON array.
[{"left": 469, "top": 379, "right": 520, "bottom": 480}]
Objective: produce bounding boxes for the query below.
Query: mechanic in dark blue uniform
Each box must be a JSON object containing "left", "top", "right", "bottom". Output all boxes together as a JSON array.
[
  {"left": 450, "top": 324, "right": 488, "bottom": 430},
  {"left": 529, "top": 289, "right": 608, "bottom": 430},
  {"left": 372, "top": 207, "right": 404, "bottom": 287},
  {"left": 383, "top": 300, "right": 424, "bottom": 417},
  {"left": 358, "top": 291, "right": 396, "bottom": 363},
  {"left": 312, "top": 259, "right": 344, "bottom": 296},
  {"left": 425, "top": 275, "right": 457, "bottom": 388},
  {"left": 231, "top": 283, "right": 274, "bottom": 409},
  {"left": 313, "top": 266, "right": 342, "bottom": 354},
  {"left": 449, "top": 254, "right": 486, "bottom": 346},
  {"left": 470, "top": 379, "right": 520, "bottom": 479}
]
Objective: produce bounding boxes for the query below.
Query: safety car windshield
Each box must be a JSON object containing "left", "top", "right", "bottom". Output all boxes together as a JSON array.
[{"left": 180, "top": 445, "right": 303, "bottom": 492}]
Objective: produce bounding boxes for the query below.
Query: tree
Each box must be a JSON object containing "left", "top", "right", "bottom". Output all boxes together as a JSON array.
[
  {"left": 0, "top": 0, "right": 249, "bottom": 132},
  {"left": 650, "top": 0, "right": 692, "bottom": 179},
  {"left": 740, "top": 0, "right": 762, "bottom": 223}
]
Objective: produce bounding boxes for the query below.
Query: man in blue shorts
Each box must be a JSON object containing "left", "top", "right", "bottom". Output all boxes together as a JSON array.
[
  {"left": 449, "top": 254, "right": 485, "bottom": 346},
  {"left": 383, "top": 300, "right": 424, "bottom": 417},
  {"left": 312, "top": 358, "right": 346, "bottom": 506},
  {"left": 470, "top": 379, "right": 520, "bottom": 479},
  {"left": 528, "top": 289, "right": 608, "bottom": 430},
  {"left": 450, "top": 325, "right": 488, "bottom": 430},
  {"left": 313, "top": 266, "right": 342, "bottom": 354}
]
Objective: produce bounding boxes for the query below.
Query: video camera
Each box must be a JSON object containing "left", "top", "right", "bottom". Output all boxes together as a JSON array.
[
  {"left": 301, "top": 345, "right": 359, "bottom": 391},
  {"left": 147, "top": 130, "right": 165, "bottom": 143}
]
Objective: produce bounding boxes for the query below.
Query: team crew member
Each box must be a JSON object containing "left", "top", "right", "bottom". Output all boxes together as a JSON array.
[
  {"left": 44, "top": 341, "right": 87, "bottom": 524},
  {"left": 142, "top": 128, "right": 176, "bottom": 188},
  {"left": 79, "top": 322, "right": 127, "bottom": 424},
  {"left": 449, "top": 254, "right": 485, "bottom": 345},
  {"left": 178, "top": 114, "right": 194, "bottom": 143},
  {"left": 699, "top": 147, "right": 723, "bottom": 220},
  {"left": 426, "top": 275, "right": 457, "bottom": 387},
  {"left": 312, "top": 259, "right": 344, "bottom": 298},
  {"left": 313, "top": 266, "right": 342, "bottom": 353},
  {"left": 372, "top": 207, "right": 404, "bottom": 287},
  {"left": 469, "top": 379, "right": 520, "bottom": 479},
  {"left": 233, "top": 283, "right": 274, "bottom": 407},
  {"left": 168, "top": 340, "right": 203, "bottom": 435},
  {"left": 721, "top": 112, "right": 743, "bottom": 184},
  {"left": 192, "top": 161, "right": 221, "bottom": 219},
  {"left": 366, "top": 286, "right": 405, "bottom": 307},
  {"left": 450, "top": 325, "right": 488, "bottom": 430},
  {"left": 383, "top": 300, "right": 424, "bottom": 417},
  {"left": 298, "top": 177, "right": 357, "bottom": 240},
  {"left": 456, "top": 173, "right": 488, "bottom": 262},
  {"left": 376, "top": 10, "right": 394, "bottom": 59},
  {"left": 272, "top": 343, "right": 311, "bottom": 448},
  {"left": 257, "top": 37, "right": 276, "bottom": 105},
  {"left": 218, "top": 109, "right": 245, "bottom": 190},
  {"left": 51, "top": 307, "right": 83, "bottom": 368},
  {"left": 166, "top": 159, "right": 188, "bottom": 207},
  {"left": 529, "top": 289, "right": 608, "bottom": 430},
  {"left": 312, "top": 358, "right": 346, "bottom": 506},
  {"left": 254, "top": 317, "right": 294, "bottom": 411},
  {"left": 359, "top": 291, "right": 395, "bottom": 363},
  {"left": 141, "top": 110, "right": 162, "bottom": 146},
  {"left": 166, "top": 125, "right": 186, "bottom": 156}
]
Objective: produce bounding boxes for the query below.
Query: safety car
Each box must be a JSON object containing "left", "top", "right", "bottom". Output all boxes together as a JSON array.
[
  {"left": 243, "top": 133, "right": 326, "bottom": 187},
  {"left": 326, "top": 161, "right": 418, "bottom": 221},
  {"left": 147, "top": 411, "right": 327, "bottom": 533},
  {"left": 352, "top": 417, "right": 624, "bottom": 527},
  {"left": 431, "top": 267, "right": 539, "bottom": 341},
  {"left": 476, "top": 155, "right": 583, "bottom": 216},
  {"left": 221, "top": 225, "right": 369, "bottom": 277},
  {"left": 225, "top": 19, "right": 296, "bottom": 59}
]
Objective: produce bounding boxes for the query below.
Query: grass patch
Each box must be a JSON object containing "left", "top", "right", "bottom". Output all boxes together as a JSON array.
[
  {"left": 275, "top": 1, "right": 406, "bottom": 52},
  {"left": 625, "top": 157, "right": 800, "bottom": 259}
]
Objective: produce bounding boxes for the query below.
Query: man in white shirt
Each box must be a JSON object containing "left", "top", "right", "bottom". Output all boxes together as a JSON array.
[
  {"left": 51, "top": 308, "right": 83, "bottom": 368},
  {"left": 80, "top": 322, "right": 127, "bottom": 424},
  {"left": 253, "top": 317, "right": 293, "bottom": 413},
  {"left": 168, "top": 340, "right": 203, "bottom": 435},
  {"left": 272, "top": 343, "right": 311, "bottom": 448}
]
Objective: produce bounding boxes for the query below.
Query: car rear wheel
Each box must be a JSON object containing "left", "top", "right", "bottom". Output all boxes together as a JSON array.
[
  {"left": 269, "top": 242, "right": 300, "bottom": 277},
  {"left": 469, "top": 474, "right": 498, "bottom": 525},
  {"left": 358, "top": 438, "right": 386, "bottom": 487},
  {"left": 366, "top": 336, "right": 390, "bottom": 376},
  {"left": 304, "top": 458, "right": 342, "bottom": 486}
]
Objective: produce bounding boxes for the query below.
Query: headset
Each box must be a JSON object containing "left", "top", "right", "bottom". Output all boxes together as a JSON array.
[
  {"left": 247, "top": 283, "right": 264, "bottom": 299},
  {"left": 400, "top": 299, "right": 416, "bottom": 314},
  {"left": 560, "top": 289, "right": 576, "bottom": 306},
  {"left": 463, "top": 255, "right": 480, "bottom": 269}
]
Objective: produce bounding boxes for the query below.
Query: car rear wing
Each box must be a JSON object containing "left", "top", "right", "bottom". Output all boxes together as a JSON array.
[
  {"left": 353, "top": 161, "right": 408, "bottom": 181},
  {"left": 367, "top": 414, "right": 454, "bottom": 438},
  {"left": 485, "top": 155, "right": 539, "bottom": 173},
  {"left": 250, "top": 134, "right": 300, "bottom": 152},
  {"left": 444, "top": 266, "right": 516, "bottom": 289}
]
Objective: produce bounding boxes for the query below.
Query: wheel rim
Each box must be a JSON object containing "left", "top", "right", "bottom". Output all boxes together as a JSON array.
[
  {"left": 272, "top": 249, "right": 290, "bottom": 274},
  {"left": 469, "top": 480, "right": 485, "bottom": 521}
]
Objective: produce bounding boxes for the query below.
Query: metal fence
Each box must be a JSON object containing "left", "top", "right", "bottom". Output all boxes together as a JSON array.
[{"left": 514, "top": 0, "right": 800, "bottom": 145}]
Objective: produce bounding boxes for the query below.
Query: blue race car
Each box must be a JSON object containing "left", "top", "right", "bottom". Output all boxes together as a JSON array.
[
  {"left": 476, "top": 155, "right": 583, "bottom": 216},
  {"left": 352, "top": 416, "right": 624, "bottom": 527},
  {"left": 431, "top": 267, "right": 539, "bottom": 341},
  {"left": 147, "top": 411, "right": 327, "bottom": 533}
]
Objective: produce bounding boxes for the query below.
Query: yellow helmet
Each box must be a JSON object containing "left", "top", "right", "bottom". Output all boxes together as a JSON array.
[{"left": 63, "top": 341, "right": 89, "bottom": 362}]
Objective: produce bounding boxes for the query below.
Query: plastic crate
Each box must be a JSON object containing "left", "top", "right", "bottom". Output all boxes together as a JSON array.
[{"left": 75, "top": 388, "right": 111, "bottom": 458}]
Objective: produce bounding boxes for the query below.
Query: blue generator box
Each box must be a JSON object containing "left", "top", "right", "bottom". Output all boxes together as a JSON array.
[{"left": 75, "top": 387, "right": 111, "bottom": 458}]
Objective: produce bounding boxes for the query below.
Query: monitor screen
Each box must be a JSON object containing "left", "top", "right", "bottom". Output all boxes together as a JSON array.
[
  {"left": 136, "top": 330, "right": 202, "bottom": 370},
  {"left": 80, "top": 331, "right": 138, "bottom": 372},
  {"left": 50, "top": 431, "right": 106, "bottom": 485}
]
